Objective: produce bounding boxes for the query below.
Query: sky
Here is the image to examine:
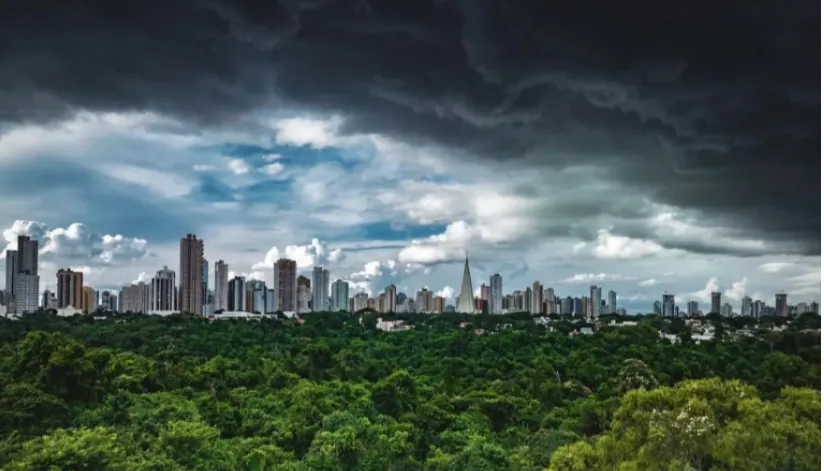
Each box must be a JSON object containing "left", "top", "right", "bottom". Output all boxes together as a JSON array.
[{"left": 0, "top": 0, "right": 819, "bottom": 313}]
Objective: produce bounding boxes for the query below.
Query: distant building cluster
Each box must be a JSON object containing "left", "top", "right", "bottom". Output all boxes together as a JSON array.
[{"left": 0, "top": 233, "right": 819, "bottom": 318}]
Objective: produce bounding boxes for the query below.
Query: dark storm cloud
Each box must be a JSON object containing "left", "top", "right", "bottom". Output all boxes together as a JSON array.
[{"left": 0, "top": 0, "right": 819, "bottom": 254}]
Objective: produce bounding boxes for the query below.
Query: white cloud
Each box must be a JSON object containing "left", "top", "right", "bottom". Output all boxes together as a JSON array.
[
  {"left": 563, "top": 273, "right": 634, "bottom": 283},
  {"left": 436, "top": 286, "right": 455, "bottom": 299},
  {"left": 272, "top": 116, "right": 344, "bottom": 148},
  {"left": 252, "top": 238, "right": 345, "bottom": 271},
  {"left": 681, "top": 277, "right": 720, "bottom": 304},
  {"left": 638, "top": 278, "right": 657, "bottom": 287},
  {"left": 132, "top": 272, "right": 151, "bottom": 284},
  {"left": 98, "top": 164, "right": 196, "bottom": 198},
  {"left": 260, "top": 162, "right": 285, "bottom": 176},
  {"left": 261, "top": 153, "right": 282, "bottom": 162},
  {"left": 723, "top": 277, "right": 748, "bottom": 302},
  {"left": 759, "top": 262, "right": 794, "bottom": 273},
  {"left": 227, "top": 158, "right": 250, "bottom": 175},
  {"left": 2, "top": 220, "right": 147, "bottom": 265},
  {"left": 193, "top": 164, "right": 216, "bottom": 172},
  {"left": 592, "top": 229, "right": 664, "bottom": 259},
  {"left": 398, "top": 221, "right": 482, "bottom": 265},
  {"left": 228, "top": 270, "right": 265, "bottom": 281}
]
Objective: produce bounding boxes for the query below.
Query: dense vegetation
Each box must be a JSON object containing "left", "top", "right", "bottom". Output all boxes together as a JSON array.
[{"left": 0, "top": 312, "right": 819, "bottom": 470}]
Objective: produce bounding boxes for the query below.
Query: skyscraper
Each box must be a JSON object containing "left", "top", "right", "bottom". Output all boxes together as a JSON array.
[
  {"left": 150, "top": 266, "right": 176, "bottom": 311},
  {"left": 5, "top": 249, "right": 16, "bottom": 297},
  {"left": 228, "top": 276, "right": 246, "bottom": 311},
  {"left": 589, "top": 285, "right": 601, "bottom": 319},
  {"left": 384, "top": 284, "right": 397, "bottom": 313},
  {"left": 56, "top": 268, "right": 83, "bottom": 309},
  {"left": 274, "top": 258, "right": 297, "bottom": 312},
  {"left": 741, "top": 296, "right": 753, "bottom": 317},
  {"left": 489, "top": 273, "right": 503, "bottom": 314},
  {"left": 16, "top": 235, "right": 38, "bottom": 276},
  {"left": 214, "top": 260, "right": 229, "bottom": 311},
  {"left": 710, "top": 291, "right": 721, "bottom": 314},
  {"left": 662, "top": 294, "right": 675, "bottom": 317},
  {"left": 456, "top": 253, "right": 475, "bottom": 313},
  {"left": 179, "top": 234, "right": 204, "bottom": 315},
  {"left": 775, "top": 293, "right": 788, "bottom": 317},
  {"left": 608, "top": 290, "right": 617, "bottom": 314},
  {"left": 13, "top": 273, "right": 39, "bottom": 314},
  {"left": 311, "top": 266, "right": 330, "bottom": 312},
  {"left": 531, "top": 281, "right": 543, "bottom": 314},
  {"left": 331, "top": 279, "right": 349, "bottom": 312},
  {"left": 201, "top": 258, "right": 209, "bottom": 314}
]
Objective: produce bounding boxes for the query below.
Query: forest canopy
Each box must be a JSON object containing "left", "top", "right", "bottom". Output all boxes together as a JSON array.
[{"left": 0, "top": 311, "right": 819, "bottom": 470}]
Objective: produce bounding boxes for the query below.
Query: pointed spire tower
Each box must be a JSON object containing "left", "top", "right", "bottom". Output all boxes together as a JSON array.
[{"left": 456, "top": 251, "right": 476, "bottom": 313}]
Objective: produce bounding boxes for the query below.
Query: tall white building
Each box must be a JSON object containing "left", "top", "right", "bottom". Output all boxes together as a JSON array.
[
  {"left": 331, "top": 279, "right": 349, "bottom": 312},
  {"left": 384, "top": 284, "right": 397, "bottom": 313},
  {"left": 12, "top": 273, "right": 39, "bottom": 314},
  {"left": 589, "top": 285, "right": 601, "bottom": 319},
  {"left": 311, "top": 266, "right": 330, "bottom": 312},
  {"left": 150, "top": 266, "right": 176, "bottom": 312},
  {"left": 489, "top": 274, "right": 503, "bottom": 314},
  {"left": 214, "top": 260, "right": 229, "bottom": 311}
]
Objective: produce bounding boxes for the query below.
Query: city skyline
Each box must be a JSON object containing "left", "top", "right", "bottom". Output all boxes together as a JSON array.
[{"left": 0, "top": 232, "right": 818, "bottom": 316}]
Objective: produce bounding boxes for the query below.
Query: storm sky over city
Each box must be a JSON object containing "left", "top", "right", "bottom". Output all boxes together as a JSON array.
[{"left": 0, "top": 0, "right": 819, "bottom": 310}]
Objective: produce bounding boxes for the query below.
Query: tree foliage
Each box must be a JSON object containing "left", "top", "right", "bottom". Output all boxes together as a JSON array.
[{"left": 0, "top": 312, "right": 819, "bottom": 470}]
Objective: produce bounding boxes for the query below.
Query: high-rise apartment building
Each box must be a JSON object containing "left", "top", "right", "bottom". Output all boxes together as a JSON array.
[
  {"left": 775, "top": 293, "right": 788, "bottom": 317},
  {"left": 4, "top": 249, "right": 16, "bottom": 297},
  {"left": 489, "top": 274, "right": 503, "bottom": 314},
  {"left": 82, "top": 286, "right": 98, "bottom": 313},
  {"left": 331, "top": 279, "right": 349, "bottom": 312},
  {"left": 201, "top": 258, "right": 209, "bottom": 314},
  {"left": 352, "top": 292, "right": 368, "bottom": 312},
  {"left": 662, "top": 294, "right": 675, "bottom": 317},
  {"left": 228, "top": 276, "right": 246, "bottom": 311},
  {"left": 56, "top": 268, "right": 84, "bottom": 309},
  {"left": 589, "top": 285, "right": 601, "bottom": 319},
  {"left": 687, "top": 301, "right": 699, "bottom": 316},
  {"left": 16, "top": 235, "right": 38, "bottom": 276},
  {"left": 179, "top": 234, "right": 204, "bottom": 315},
  {"left": 710, "top": 291, "right": 721, "bottom": 313},
  {"left": 121, "top": 282, "right": 151, "bottom": 313},
  {"left": 383, "top": 284, "right": 397, "bottom": 313},
  {"left": 740, "top": 296, "right": 753, "bottom": 317},
  {"left": 274, "top": 259, "right": 297, "bottom": 312},
  {"left": 214, "top": 260, "right": 229, "bottom": 311},
  {"left": 531, "top": 281, "right": 543, "bottom": 314},
  {"left": 150, "top": 266, "right": 176, "bottom": 311},
  {"left": 311, "top": 266, "right": 330, "bottom": 312},
  {"left": 13, "top": 273, "right": 39, "bottom": 314},
  {"left": 607, "top": 290, "right": 617, "bottom": 314}
]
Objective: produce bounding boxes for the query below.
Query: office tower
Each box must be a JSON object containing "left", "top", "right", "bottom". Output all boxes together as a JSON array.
[
  {"left": 608, "top": 290, "right": 617, "bottom": 314},
  {"left": 653, "top": 300, "right": 662, "bottom": 315},
  {"left": 273, "top": 259, "right": 297, "bottom": 312},
  {"left": 247, "top": 280, "right": 266, "bottom": 313},
  {"left": 56, "top": 268, "right": 84, "bottom": 309},
  {"left": 489, "top": 273, "right": 503, "bottom": 314},
  {"left": 384, "top": 284, "right": 397, "bottom": 313},
  {"left": 710, "top": 291, "right": 721, "bottom": 313},
  {"left": 662, "top": 294, "right": 675, "bottom": 317},
  {"left": 456, "top": 254, "right": 475, "bottom": 313},
  {"left": 228, "top": 276, "right": 246, "bottom": 311},
  {"left": 530, "top": 281, "right": 543, "bottom": 314},
  {"left": 589, "top": 285, "right": 601, "bottom": 319},
  {"left": 150, "top": 266, "right": 176, "bottom": 311},
  {"left": 740, "top": 296, "right": 753, "bottom": 317},
  {"left": 201, "top": 258, "right": 209, "bottom": 313},
  {"left": 331, "top": 279, "right": 349, "bottom": 312},
  {"left": 12, "top": 273, "right": 39, "bottom": 314},
  {"left": 687, "top": 301, "right": 699, "bottom": 316},
  {"left": 16, "top": 235, "right": 38, "bottom": 276},
  {"left": 311, "top": 266, "right": 330, "bottom": 312},
  {"left": 213, "top": 260, "right": 229, "bottom": 311},
  {"left": 5, "top": 249, "right": 16, "bottom": 296},
  {"left": 775, "top": 293, "right": 788, "bottom": 317},
  {"left": 416, "top": 288, "right": 433, "bottom": 313},
  {"left": 179, "top": 234, "right": 204, "bottom": 315},
  {"left": 82, "top": 286, "right": 98, "bottom": 313},
  {"left": 543, "top": 288, "right": 556, "bottom": 314}
]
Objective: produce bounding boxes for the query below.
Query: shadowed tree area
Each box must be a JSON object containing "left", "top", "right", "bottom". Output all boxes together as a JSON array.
[{"left": 0, "top": 311, "right": 819, "bottom": 470}]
